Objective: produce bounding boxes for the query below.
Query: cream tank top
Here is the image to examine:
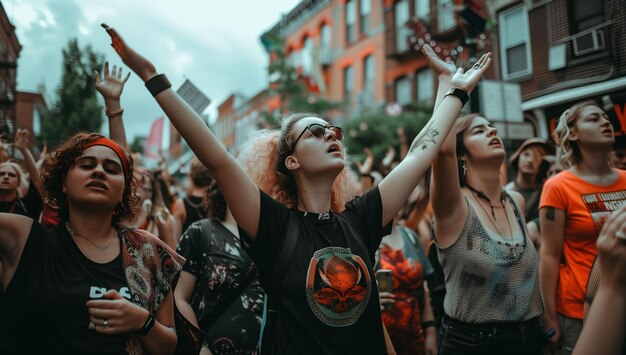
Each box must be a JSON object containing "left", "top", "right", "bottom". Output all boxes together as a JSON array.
[{"left": 436, "top": 196, "right": 544, "bottom": 323}]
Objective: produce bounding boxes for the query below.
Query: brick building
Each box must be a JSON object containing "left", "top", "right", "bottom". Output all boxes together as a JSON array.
[
  {"left": 0, "top": 2, "right": 21, "bottom": 153},
  {"left": 217, "top": 0, "right": 489, "bottom": 150},
  {"left": 491, "top": 0, "right": 626, "bottom": 140}
]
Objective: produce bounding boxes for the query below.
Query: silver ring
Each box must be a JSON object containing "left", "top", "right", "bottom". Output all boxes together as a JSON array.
[
  {"left": 103, "top": 319, "right": 109, "bottom": 328},
  {"left": 616, "top": 230, "right": 626, "bottom": 240}
]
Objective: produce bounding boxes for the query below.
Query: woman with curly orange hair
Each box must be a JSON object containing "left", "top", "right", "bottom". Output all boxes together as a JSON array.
[
  {"left": 103, "top": 23, "right": 491, "bottom": 354},
  {"left": 0, "top": 132, "right": 183, "bottom": 355}
]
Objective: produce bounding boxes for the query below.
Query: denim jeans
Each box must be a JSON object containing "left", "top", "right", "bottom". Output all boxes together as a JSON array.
[{"left": 439, "top": 316, "right": 545, "bottom": 355}]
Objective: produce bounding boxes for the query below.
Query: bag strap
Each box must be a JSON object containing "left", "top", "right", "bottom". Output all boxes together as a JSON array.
[{"left": 268, "top": 213, "right": 299, "bottom": 311}]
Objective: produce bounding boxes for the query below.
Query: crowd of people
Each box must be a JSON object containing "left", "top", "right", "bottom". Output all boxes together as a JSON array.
[{"left": 0, "top": 23, "right": 624, "bottom": 355}]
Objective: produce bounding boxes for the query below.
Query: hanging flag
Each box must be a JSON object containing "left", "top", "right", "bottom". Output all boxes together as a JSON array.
[
  {"left": 144, "top": 117, "right": 164, "bottom": 159},
  {"left": 176, "top": 79, "right": 211, "bottom": 115}
]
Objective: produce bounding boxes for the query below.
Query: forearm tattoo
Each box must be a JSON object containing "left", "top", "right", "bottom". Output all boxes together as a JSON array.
[
  {"left": 546, "top": 207, "right": 556, "bottom": 221},
  {"left": 409, "top": 128, "right": 440, "bottom": 152}
]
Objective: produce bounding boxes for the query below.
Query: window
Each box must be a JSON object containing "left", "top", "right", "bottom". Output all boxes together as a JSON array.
[
  {"left": 320, "top": 24, "right": 331, "bottom": 64},
  {"left": 499, "top": 6, "right": 532, "bottom": 80},
  {"left": 570, "top": 0, "right": 603, "bottom": 33},
  {"left": 416, "top": 69, "right": 434, "bottom": 103},
  {"left": 346, "top": 0, "right": 357, "bottom": 43},
  {"left": 344, "top": 65, "right": 354, "bottom": 100},
  {"left": 360, "top": 0, "right": 371, "bottom": 34},
  {"left": 395, "top": 0, "right": 410, "bottom": 52},
  {"left": 302, "top": 37, "right": 314, "bottom": 76},
  {"left": 395, "top": 76, "right": 412, "bottom": 105},
  {"left": 363, "top": 55, "right": 375, "bottom": 94},
  {"left": 438, "top": 0, "right": 455, "bottom": 32},
  {"left": 415, "top": 0, "right": 429, "bottom": 22}
]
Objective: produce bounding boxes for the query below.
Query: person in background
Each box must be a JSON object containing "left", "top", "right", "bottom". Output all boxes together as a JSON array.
[
  {"left": 505, "top": 138, "right": 553, "bottom": 222},
  {"left": 172, "top": 157, "right": 212, "bottom": 238},
  {"left": 610, "top": 135, "right": 626, "bottom": 170},
  {"left": 378, "top": 210, "right": 437, "bottom": 355},
  {"left": 540, "top": 100, "right": 626, "bottom": 354},
  {"left": 0, "top": 129, "right": 43, "bottom": 219},
  {"left": 175, "top": 180, "right": 264, "bottom": 355}
]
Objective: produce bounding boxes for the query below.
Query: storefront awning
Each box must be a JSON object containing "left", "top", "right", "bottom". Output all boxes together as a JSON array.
[{"left": 521, "top": 76, "right": 626, "bottom": 111}]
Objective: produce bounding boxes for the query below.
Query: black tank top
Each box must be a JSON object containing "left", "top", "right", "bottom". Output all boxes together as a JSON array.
[
  {"left": 183, "top": 195, "right": 207, "bottom": 233},
  {"left": 3, "top": 223, "right": 130, "bottom": 354}
]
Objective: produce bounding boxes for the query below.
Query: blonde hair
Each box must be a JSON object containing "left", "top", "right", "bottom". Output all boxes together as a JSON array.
[
  {"left": 237, "top": 113, "right": 353, "bottom": 212},
  {"left": 0, "top": 161, "right": 24, "bottom": 197},
  {"left": 553, "top": 100, "right": 600, "bottom": 167}
]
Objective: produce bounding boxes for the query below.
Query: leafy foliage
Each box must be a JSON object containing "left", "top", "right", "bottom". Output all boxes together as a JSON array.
[
  {"left": 41, "top": 39, "right": 105, "bottom": 148},
  {"left": 343, "top": 107, "right": 433, "bottom": 165}
]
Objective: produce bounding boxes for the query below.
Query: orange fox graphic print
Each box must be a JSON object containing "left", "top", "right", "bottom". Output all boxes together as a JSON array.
[{"left": 306, "top": 246, "right": 372, "bottom": 327}]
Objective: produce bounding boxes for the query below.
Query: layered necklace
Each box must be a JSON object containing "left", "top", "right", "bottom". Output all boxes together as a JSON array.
[
  {"left": 466, "top": 184, "right": 524, "bottom": 259},
  {"left": 66, "top": 223, "right": 115, "bottom": 251}
]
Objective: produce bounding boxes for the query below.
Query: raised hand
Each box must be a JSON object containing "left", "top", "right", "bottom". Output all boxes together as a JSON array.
[
  {"left": 450, "top": 52, "right": 492, "bottom": 94},
  {"left": 13, "top": 129, "right": 30, "bottom": 151},
  {"left": 356, "top": 148, "right": 374, "bottom": 175},
  {"left": 422, "top": 44, "right": 457, "bottom": 78},
  {"left": 94, "top": 61, "right": 130, "bottom": 101},
  {"left": 101, "top": 23, "right": 157, "bottom": 82}
]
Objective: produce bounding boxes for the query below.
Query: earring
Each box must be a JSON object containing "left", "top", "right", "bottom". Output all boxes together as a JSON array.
[{"left": 459, "top": 159, "right": 467, "bottom": 177}]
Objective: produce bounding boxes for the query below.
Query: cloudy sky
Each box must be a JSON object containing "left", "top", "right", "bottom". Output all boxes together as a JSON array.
[{"left": 5, "top": 0, "right": 299, "bottom": 142}]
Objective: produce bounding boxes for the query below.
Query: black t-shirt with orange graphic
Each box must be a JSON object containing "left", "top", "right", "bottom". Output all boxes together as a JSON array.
[{"left": 241, "top": 186, "right": 392, "bottom": 354}]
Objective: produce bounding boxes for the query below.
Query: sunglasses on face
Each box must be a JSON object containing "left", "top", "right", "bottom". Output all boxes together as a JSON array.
[{"left": 290, "top": 123, "right": 344, "bottom": 152}]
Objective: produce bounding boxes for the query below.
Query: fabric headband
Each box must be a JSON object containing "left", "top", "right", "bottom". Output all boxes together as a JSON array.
[{"left": 84, "top": 137, "right": 130, "bottom": 177}]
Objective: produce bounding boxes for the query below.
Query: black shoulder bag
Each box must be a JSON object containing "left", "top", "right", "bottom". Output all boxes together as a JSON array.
[{"left": 259, "top": 213, "right": 298, "bottom": 355}]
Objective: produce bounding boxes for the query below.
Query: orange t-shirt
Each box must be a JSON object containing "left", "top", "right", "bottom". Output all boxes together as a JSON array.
[{"left": 540, "top": 169, "right": 626, "bottom": 319}]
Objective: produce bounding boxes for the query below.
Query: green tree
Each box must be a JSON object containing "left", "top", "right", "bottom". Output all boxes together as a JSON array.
[
  {"left": 343, "top": 106, "right": 432, "bottom": 164},
  {"left": 41, "top": 39, "right": 105, "bottom": 148}
]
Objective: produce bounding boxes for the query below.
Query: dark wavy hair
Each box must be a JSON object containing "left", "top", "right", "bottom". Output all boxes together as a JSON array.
[
  {"left": 190, "top": 157, "right": 213, "bottom": 187},
  {"left": 205, "top": 179, "right": 227, "bottom": 221},
  {"left": 41, "top": 132, "right": 140, "bottom": 223}
]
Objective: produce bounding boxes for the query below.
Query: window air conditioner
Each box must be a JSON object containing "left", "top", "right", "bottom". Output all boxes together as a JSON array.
[{"left": 572, "top": 29, "right": 605, "bottom": 57}]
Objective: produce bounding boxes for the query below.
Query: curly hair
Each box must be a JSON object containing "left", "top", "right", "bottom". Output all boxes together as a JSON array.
[
  {"left": 41, "top": 132, "right": 140, "bottom": 223},
  {"left": 237, "top": 113, "right": 353, "bottom": 212},
  {"left": 553, "top": 100, "right": 600, "bottom": 167},
  {"left": 205, "top": 180, "right": 227, "bottom": 221}
]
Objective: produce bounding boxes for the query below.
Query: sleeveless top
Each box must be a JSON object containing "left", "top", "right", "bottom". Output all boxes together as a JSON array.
[
  {"left": 183, "top": 195, "right": 207, "bottom": 233},
  {"left": 436, "top": 196, "right": 544, "bottom": 323}
]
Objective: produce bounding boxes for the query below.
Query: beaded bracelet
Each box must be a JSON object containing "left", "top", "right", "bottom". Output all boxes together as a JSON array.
[{"left": 145, "top": 74, "right": 172, "bottom": 97}]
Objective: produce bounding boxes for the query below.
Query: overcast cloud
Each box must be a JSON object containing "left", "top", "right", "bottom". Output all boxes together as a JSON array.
[{"left": 5, "top": 0, "right": 298, "bottom": 142}]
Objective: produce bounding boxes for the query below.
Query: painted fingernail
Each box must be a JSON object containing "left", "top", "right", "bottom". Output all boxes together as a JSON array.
[{"left": 89, "top": 321, "right": 96, "bottom": 330}]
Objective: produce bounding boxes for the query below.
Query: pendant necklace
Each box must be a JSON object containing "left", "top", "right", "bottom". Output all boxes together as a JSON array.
[
  {"left": 466, "top": 183, "right": 506, "bottom": 220},
  {"left": 66, "top": 223, "right": 114, "bottom": 251}
]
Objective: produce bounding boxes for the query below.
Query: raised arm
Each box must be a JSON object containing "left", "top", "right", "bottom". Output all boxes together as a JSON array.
[
  {"left": 102, "top": 24, "right": 261, "bottom": 240},
  {"left": 0, "top": 213, "right": 34, "bottom": 287},
  {"left": 378, "top": 52, "right": 491, "bottom": 226},
  {"left": 427, "top": 46, "right": 475, "bottom": 247},
  {"left": 13, "top": 129, "right": 44, "bottom": 199},
  {"left": 94, "top": 61, "right": 131, "bottom": 146},
  {"left": 539, "top": 205, "right": 566, "bottom": 353}
]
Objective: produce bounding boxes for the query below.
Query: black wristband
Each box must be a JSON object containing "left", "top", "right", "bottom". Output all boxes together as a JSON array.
[
  {"left": 145, "top": 74, "right": 172, "bottom": 97},
  {"left": 444, "top": 87, "right": 469, "bottom": 107},
  {"left": 137, "top": 314, "right": 155, "bottom": 336},
  {"left": 422, "top": 320, "right": 437, "bottom": 329}
]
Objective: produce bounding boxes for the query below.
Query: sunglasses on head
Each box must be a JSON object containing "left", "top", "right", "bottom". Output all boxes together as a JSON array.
[{"left": 290, "top": 123, "right": 344, "bottom": 152}]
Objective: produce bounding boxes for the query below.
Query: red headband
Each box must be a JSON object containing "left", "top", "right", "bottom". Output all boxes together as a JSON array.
[{"left": 84, "top": 137, "right": 130, "bottom": 177}]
